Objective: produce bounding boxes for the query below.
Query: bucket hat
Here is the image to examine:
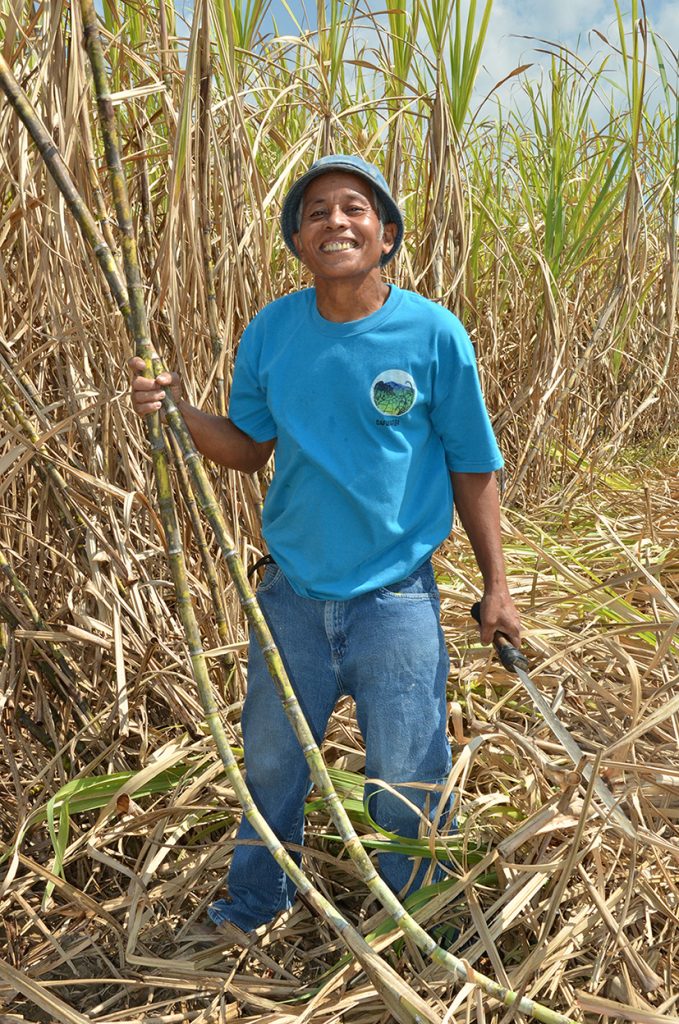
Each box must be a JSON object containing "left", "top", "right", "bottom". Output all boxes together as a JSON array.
[{"left": 280, "top": 154, "right": 404, "bottom": 266}]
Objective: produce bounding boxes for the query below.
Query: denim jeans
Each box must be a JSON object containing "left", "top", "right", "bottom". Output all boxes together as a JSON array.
[{"left": 208, "top": 559, "right": 452, "bottom": 932}]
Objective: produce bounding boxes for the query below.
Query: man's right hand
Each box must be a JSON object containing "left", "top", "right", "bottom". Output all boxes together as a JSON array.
[
  {"left": 128, "top": 356, "right": 182, "bottom": 418},
  {"left": 127, "top": 356, "right": 275, "bottom": 472}
]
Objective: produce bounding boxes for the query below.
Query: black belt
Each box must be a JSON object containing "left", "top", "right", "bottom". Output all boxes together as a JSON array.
[{"left": 247, "top": 553, "right": 276, "bottom": 579}]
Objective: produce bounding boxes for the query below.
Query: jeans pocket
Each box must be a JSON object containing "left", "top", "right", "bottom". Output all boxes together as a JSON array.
[
  {"left": 257, "top": 563, "right": 283, "bottom": 593},
  {"left": 377, "top": 560, "right": 438, "bottom": 600}
]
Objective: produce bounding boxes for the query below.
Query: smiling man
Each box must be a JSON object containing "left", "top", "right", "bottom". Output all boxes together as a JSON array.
[{"left": 130, "top": 154, "right": 520, "bottom": 936}]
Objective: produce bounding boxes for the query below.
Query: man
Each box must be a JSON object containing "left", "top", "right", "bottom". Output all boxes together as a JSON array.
[{"left": 130, "top": 154, "right": 520, "bottom": 934}]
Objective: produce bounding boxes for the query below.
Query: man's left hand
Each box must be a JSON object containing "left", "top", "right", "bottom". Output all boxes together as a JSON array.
[{"left": 477, "top": 588, "right": 521, "bottom": 648}]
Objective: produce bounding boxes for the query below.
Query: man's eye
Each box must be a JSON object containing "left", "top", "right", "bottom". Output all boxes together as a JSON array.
[
  {"left": 309, "top": 209, "right": 326, "bottom": 218},
  {"left": 347, "top": 205, "right": 365, "bottom": 213}
]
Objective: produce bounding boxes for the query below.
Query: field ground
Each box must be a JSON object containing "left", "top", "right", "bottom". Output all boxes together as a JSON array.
[{"left": 1, "top": 443, "right": 677, "bottom": 1024}]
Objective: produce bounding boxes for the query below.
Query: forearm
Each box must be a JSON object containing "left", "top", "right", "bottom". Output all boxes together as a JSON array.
[
  {"left": 451, "top": 471, "right": 508, "bottom": 592},
  {"left": 450, "top": 469, "right": 520, "bottom": 643},
  {"left": 177, "top": 400, "right": 274, "bottom": 473}
]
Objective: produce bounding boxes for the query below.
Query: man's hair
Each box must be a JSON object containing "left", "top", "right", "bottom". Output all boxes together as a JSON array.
[{"left": 295, "top": 187, "right": 387, "bottom": 235}]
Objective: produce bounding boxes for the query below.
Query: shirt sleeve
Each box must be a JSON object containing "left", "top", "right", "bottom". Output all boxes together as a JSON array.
[
  {"left": 228, "top": 323, "right": 277, "bottom": 442},
  {"left": 430, "top": 319, "right": 504, "bottom": 472}
]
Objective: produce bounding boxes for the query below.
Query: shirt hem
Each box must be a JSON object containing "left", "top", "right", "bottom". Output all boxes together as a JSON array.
[
  {"left": 229, "top": 413, "right": 276, "bottom": 444},
  {"left": 446, "top": 458, "right": 504, "bottom": 472}
]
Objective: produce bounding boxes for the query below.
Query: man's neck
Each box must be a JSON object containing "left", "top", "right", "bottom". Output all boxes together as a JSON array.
[{"left": 313, "top": 273, "right": 390, "bottom": 323}]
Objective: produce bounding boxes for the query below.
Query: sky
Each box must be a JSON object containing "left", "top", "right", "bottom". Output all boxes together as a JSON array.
[
  {"left": 255, "top": 0, "right": 679, "bottom": 116},
  {"left": 470, "top": 0, "right": 678, "bottom": 107},
  {"left": 166, "top": 0, "right": 678, "bottom": 119}
]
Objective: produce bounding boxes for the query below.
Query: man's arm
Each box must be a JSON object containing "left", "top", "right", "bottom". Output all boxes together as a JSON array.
[
  {"left": 129, "top": 359, "right": 275, "bottom": 473},
  {"left": 450, "top": 470, "right": 521, "bottom": 647},
  {"left": 174, "top": 400, "right": 275, "bottom": 473}
]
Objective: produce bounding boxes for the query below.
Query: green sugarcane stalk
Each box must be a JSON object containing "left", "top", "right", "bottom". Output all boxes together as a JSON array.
[
  {"left": 141, "top": 461, "right": 440, "bottom": 1024},
  {"left": 167, "top": 430, "right": 236, "bottom": 692},
  {"left": 1, "top": 44, "right": 577, "bottom": 1024},
  {"left": 70, "top": 0, "right": 120, "bottom": 260},
  {"left": 197, "top": 7, "right": 226, "bottom": 417},
  {"left": 147, "top": 472, "right": 440, "bottom": 1024},
  {"left": 136, "top": 119, "right": 155, "bottom": 259},
  {"left": 158, "top": 387, "right": 577, "bottom": 1024}
]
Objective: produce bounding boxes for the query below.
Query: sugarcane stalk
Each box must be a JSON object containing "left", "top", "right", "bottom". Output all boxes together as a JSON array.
[
  {"left": 154, "top": 478, "right": 440, "bottom": 1023},
  {"left": 81, "top": 98, "right": 119, "bottom": 258},
  {"left": 145, "top": 478, "right": 441, "bottom": 1024},
  {"left": 67, "top": 0, "right": 119, "bottom": 260},
  {"left": 166, "top": 430, "right": 236, "bottom": 693},
  {"left": 158, "top": 385, "right": 578, "bottom": 1024},
  {"left": 136, "top": 118, "right": 154, "bottom": 259},
  {"left": 1, "top": 42, "right": 578, "bottom": 1024},
  {"left": 197, "top": 2, "right": 226, "bottom": 417},
  {"left": 0, "top": 54, "right": 131, "bottom": 327}
]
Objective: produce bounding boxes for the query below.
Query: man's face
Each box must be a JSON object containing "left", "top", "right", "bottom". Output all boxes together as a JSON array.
[{"left": 292, "top": 172, "right": 396, "bottom": 281}]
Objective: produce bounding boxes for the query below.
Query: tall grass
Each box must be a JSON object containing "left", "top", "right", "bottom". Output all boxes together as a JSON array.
[
  {"left": 4, "top": 0, "right": 674, "bottom": 487},
  {"left": 0, "top": 0, "right": 678, "bottom": 1021}
]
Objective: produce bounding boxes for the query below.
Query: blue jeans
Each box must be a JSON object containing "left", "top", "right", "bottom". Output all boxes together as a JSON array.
[{"left": 208, "top": 559, "right": 452, "bottom": 932}]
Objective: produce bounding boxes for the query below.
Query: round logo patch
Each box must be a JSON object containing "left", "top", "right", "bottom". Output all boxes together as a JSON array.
[{"left": 371, "top": 370, "right": 417, "bottom": 416}]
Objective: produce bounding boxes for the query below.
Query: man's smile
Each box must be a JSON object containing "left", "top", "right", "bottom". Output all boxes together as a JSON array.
[{"left": 319, "top": 240, "right": 358, "bottom": 253}]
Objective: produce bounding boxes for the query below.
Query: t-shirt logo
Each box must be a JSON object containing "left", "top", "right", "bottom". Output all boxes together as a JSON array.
[{"left": 371, "top": 370, "right": 417, "bottom": 416}]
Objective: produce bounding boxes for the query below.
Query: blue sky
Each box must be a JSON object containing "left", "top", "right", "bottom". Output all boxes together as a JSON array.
[
  {"left": 254, "top": 1, "right": 678, "bottom": 114},
  {"left": 168, "top": 1, "right": 677, "bottom": 116},
  {"left": 469, "top": 1, "right": 678, "bottom": 105}
]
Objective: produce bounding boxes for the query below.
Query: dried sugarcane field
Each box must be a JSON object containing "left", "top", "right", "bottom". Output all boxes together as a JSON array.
[{"left": 0, "top": 0, "right": 678, "bottom": 1021}]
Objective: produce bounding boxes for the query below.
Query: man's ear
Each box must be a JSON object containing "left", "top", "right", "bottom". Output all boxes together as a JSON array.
[
  {"left": 381, "top": 222, "right": 397, "bottom": 255},
  {"left": 292, "top": 231, "right": 302, "bottom": 257}
]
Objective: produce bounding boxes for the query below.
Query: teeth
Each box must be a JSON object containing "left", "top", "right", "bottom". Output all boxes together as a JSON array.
[{"left": 321, "top": 241, "right": 356, "bottom": 252}]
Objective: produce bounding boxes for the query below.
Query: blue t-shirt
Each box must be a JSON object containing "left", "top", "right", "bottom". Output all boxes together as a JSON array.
[{"left": 230, "top": 285, "right": 503, "bottom": 600}]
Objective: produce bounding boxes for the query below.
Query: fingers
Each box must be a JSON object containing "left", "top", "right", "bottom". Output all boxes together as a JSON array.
[
  {"left": 128, "top": 356, "right": 174, "bottom": 386},
  {"left": 483, "top": 620, "right": 521, "bottom": 649},
  {"left": 479, "top": 622, "right": 496, "bottom": 646},
  {"left": 478, "top": 594, "right": 521, "bottom": 649},
  {"left": 498, "top": 623, "right": 522, "bottom": 649},
  {"left": 128, "top": 357, "right": 176, "bottom": 418}
]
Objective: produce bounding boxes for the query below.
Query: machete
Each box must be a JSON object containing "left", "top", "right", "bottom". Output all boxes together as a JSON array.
[{"left": 470, "top": 602, "right": 637, "bottom": 841}]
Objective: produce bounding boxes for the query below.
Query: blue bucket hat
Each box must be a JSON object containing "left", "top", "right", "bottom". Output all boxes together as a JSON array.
[{"left": 280, "top": 154, "right": 404, "bottom": 266}]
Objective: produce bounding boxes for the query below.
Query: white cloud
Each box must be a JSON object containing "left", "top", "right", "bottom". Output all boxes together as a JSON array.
[
  {"left": 652, "top": 3, "right": 679, "bottom": 49},
  {"left": 460, "top": 0, "right": 678, "bottom": 119}
]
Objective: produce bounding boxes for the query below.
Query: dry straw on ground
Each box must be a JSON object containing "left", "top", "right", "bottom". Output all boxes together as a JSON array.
[{"left": 1, "top": 0, "right": 678, "bottom": 1021}]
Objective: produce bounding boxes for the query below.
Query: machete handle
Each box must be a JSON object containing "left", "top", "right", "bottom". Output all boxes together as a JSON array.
[{"left": 470, "top": 601, "right": 529, "bottom": 673}]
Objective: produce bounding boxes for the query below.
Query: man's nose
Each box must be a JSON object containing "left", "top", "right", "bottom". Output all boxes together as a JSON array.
[{"left": 327, "top": 204, "right": 349, "bottom": 228}]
